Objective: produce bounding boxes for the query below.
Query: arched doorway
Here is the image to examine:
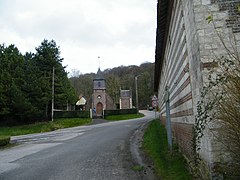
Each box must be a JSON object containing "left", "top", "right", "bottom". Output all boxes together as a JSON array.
[{"left": 96, "top": 102, "right": 103, "bottom": 116}]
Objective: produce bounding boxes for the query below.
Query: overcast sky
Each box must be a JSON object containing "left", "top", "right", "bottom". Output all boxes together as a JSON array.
[{"left": 0, "top": 0, "right": 157, "bottom": 74}]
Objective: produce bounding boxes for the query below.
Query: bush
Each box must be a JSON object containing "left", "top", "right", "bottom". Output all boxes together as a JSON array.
[
  {"left": 53, "top": 110, "right": 89, "bottom": 119},
  {"left": 0, "top": 136, "right": 10, "bottom": 146},
  {"left": 104, "top": 109, "right": 138, "bottom": 116}
]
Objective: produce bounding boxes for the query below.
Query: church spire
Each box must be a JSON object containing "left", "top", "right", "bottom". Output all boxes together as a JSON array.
[
  {"left": 96, "top": 67, "right": 103, "bottom": 79},
  {"left": 98, "top": 56, "right": 101, "bottom": 70},
  {"left": 96, "top": 56, "right": 104, "bottom": 79}
]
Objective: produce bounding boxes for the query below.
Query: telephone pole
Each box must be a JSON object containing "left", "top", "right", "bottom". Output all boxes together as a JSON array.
[
  {"left": 51, "top": 67, "right": 55, "bottom": 121},
  {"left": 135, "top": 74, "right": 142, "bottom": 110},
  {"left": 165, "top": 86, "right": 172, "bottom": 152}
]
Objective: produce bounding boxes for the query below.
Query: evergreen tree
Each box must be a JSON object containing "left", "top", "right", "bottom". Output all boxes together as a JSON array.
[
  {"left": 34, "top": 39, "right": 76, "bottom": 119},
  {"left": 0, "top": 44, "right": 32, "bottom": 124},
  {"left": 0, "top": 40, "right": 77, "bottom": 125}
]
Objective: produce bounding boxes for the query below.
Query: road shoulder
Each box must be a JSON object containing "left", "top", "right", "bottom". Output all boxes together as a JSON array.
[{"left": 130, "top": 120, "right": 159, "bottom": 180}]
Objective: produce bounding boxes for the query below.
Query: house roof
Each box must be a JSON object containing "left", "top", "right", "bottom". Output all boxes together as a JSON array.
[
  {"left": 154, "top": 0, "right": 174, "bottom": 92},
  {"left": 76, "top": 96, "right": 87, "bottom": 105}
]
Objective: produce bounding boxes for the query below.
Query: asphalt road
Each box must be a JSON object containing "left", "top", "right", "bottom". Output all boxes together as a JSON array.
[{"left": 0, "top": 110, "right": 158, "bottom": 180}]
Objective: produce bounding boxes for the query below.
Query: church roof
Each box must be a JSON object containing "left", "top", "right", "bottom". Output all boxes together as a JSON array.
[{"left": 95, "top": 68, "right": 104, "bottom": 80}]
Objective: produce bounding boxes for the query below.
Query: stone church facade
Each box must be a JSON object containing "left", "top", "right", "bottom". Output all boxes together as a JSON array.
[
  {"left": 92, "top": 68, "right": 115, "bottom": 117},
  {"left": 154, "top": 0, "right": 239, "bottom": 178}
]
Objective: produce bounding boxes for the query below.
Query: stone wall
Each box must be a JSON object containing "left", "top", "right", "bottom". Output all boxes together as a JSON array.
[
  {"left": 193, "top": 1, "right": 240, "bottom": 175},
  {"left": 211, "top": 0, "right": 240, "bottom": 33},
  {"left": 156, "top": 0, "right": 240, "bottom": 178}
]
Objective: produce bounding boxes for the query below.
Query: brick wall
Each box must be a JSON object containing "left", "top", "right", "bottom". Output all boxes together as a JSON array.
[
  {"left": 161, "top": 116, "right": 194, "bottom": 158},
  {"left": 157, "top": 0, "right": 197, "bottom": 161},
  {"left": 120, "top": 90, "right": 132, "bottom": 109},
  {"left": 120, "top": 97, "right": 132, "bottom": 109},
  {"left": 92, "top": 89, "right": 106, "bottom": 110}
]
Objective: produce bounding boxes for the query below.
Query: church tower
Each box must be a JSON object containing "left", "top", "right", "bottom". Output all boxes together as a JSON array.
[{"left": 92, "top": 68, "right": 107, "bottom": 117}]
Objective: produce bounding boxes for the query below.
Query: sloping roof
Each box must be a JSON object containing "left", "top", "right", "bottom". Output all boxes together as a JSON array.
[
  {"left": 154, "top": 0, "right": 174, "bottom": 92},
  {"left": 76, "top": 96, "right": 87, "bottom": 105},
  {"left": 95, "top": 68, "right": 104, "bottom": 80}
]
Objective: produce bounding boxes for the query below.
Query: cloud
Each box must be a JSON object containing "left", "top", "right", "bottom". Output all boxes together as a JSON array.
[{"left": 0, "top": 0, "right": 157, "bottom": 74}]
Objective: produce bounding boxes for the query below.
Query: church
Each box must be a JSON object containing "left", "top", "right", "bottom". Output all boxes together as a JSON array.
[{"left": 92, "top": 68, "right": 115, "bottom": 117}]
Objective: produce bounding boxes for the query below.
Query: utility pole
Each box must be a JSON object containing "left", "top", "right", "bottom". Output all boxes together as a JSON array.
[
  {"left": 51, "top": 66, "right": 55, "bottom": 121},
  {"left": 152, "top": 95, "right": 158, "bottom": 119},
  {"left": 165, "top": 86, "right": 172, "bottom": 152},
  {"left": 135, "top": 74, "right": 141, "bottom": 110}
]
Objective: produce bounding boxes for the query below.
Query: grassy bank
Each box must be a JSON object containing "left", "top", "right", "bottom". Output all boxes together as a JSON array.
[
  {"left": 0, "top": 118, "right": 91, "bottom": 137},
  {"left": 105, "top": 113, "right": 144, "bottom": 121},
  {"left": 0, "top": 136, "right": 10, "bottom": 146},
  {"left": 143, "top": 119, "right": 192, "bottom": 180}
]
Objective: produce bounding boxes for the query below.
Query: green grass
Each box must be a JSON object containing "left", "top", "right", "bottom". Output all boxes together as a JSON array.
[
  {"left": 0, "top": 118, "right": 91, "bottom": 137},
  {"left": 143, "top": 119, "right": 192, "bottom": 180},
  {"left": 105, "top": 113, "right": 144, "bottom": 121},
  {"left": 132, "top": 165, "right": 144, "bottom": 172}
]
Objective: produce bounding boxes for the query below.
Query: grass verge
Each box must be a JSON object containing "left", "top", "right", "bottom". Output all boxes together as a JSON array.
[
  {"left": 0, "top": 136, "right": 10, "bottom": 146},
  {"left": 105, "top": 113, "right": 144, "bottom": 121},
  {"left": 143, "top": 119, "right": 192, "bottom": 180},
  {"left": 0, "top": 118, "right": 91, "bottom": 137}
]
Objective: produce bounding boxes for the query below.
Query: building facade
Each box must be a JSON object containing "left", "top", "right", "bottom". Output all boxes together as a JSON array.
[
  {"left": 119, "top": 90, "right": 132, "bottom": 109},
  {"left": 154, "top": 0, "right": 240, "bottom": 178},
  {"left": 92, "top": 68, "right": 115, "bottom": 117}
]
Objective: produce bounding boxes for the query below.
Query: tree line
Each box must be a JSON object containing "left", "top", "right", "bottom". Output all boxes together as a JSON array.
[
  {"left": 69, "top": 62, "right": 155, "bottom": 109},
  {"left": 0, "top": 39, "right": 76, "bottom": 126}
]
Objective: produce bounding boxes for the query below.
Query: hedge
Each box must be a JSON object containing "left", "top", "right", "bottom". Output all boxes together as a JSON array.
[
  {"left": 0, "top": 136, "right": 10, "bottom": 146},
  {"left": 53, "top": 109, "right": 138, "bottom": 119},
  {"left": 53, "top": 110, "right": 90, "bottom": 119},
  {"left": 104, "top": 109, "right": 138, "bottom": 116}
]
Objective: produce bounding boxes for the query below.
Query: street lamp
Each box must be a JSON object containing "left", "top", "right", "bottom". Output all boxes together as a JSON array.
[{"left": 135, "top": 74, "right": 142, "bottom": 111}]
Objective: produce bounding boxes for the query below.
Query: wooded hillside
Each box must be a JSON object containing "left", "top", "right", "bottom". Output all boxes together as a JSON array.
[{"left": 70, "top": 62, "right": 155, "bottom": 109}]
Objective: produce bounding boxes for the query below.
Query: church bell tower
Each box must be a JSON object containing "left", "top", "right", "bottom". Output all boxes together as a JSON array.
[{"left": 92, "top": 68, "right": 106, "bottom": 117}]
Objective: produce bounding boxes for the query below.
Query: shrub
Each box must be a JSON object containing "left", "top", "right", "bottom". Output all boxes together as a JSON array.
[
  {"left": 0, "top": 136, "right": 10, "bottom": 146},
  {"left": 104, "top": 109, "right": 138, "bottom": 116},
  {"left": 53, "top": 110, "right": 89, "bottom": 118}
]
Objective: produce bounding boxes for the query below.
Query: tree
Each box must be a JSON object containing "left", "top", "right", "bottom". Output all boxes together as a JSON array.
[
  {"left": 138, "top": 71, "right": 154, "bottom": 108},
  {"left": 0, "top": 44, "right": 35, "bottom": 124},
  {"left": 0, "top": 40, "right": 77, "bottom": 125},
  {"left": 34, "top": 39, "right": 76, "bottom": 119},
  {"left": 0, "top": 44, "right": 9, "bottom": 117},
  {"left": 106, "top": 74, "right": 121, "bottom": 106}
]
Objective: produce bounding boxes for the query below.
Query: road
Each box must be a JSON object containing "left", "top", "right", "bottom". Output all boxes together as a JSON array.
[{"left": 0, "top": 110, "right": 158, "bottom": 180}]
